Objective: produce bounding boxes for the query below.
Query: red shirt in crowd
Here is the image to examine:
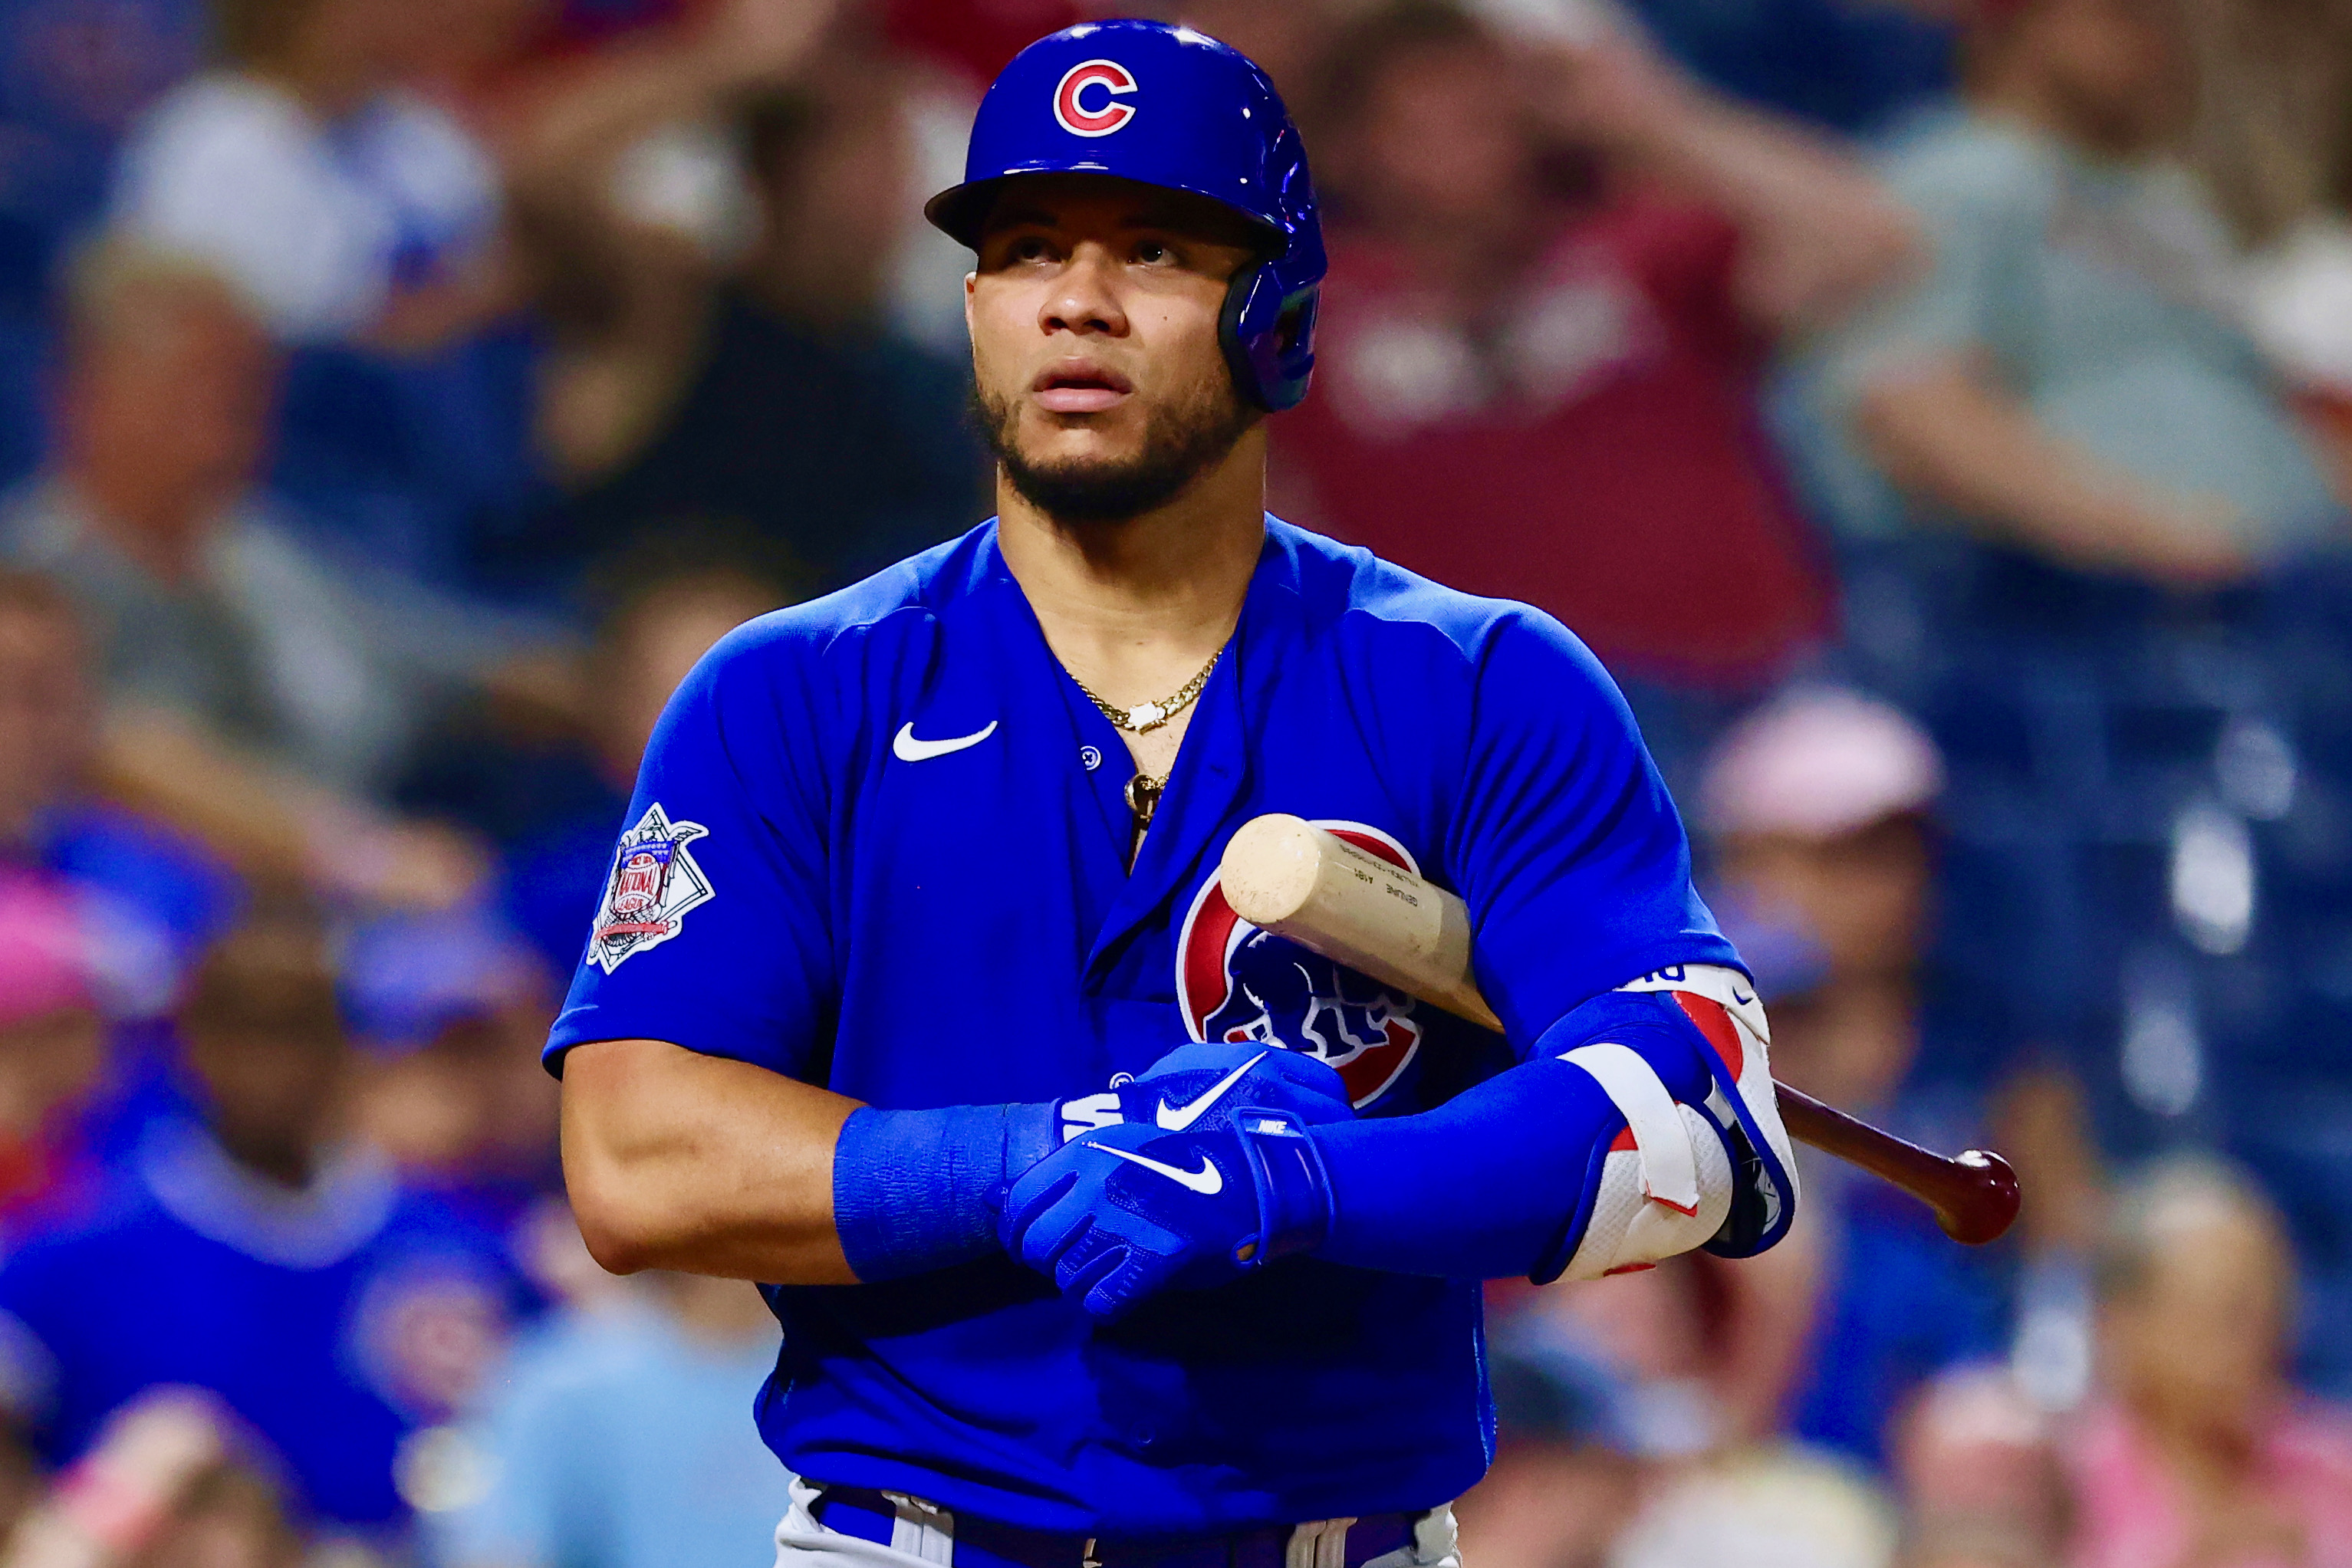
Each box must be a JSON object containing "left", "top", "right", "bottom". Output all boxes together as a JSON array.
[
  {"left": 1275, "top": 192, "right": 1834, "bottom": 691},
  {"left": 885, "top": 0, "right": 1085, "bottom": 84}
]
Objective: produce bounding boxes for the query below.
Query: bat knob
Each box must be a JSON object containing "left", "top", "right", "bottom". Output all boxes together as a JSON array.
[{"left": 1934, "top": 1149, "right": 2022, "bottom": 1246}]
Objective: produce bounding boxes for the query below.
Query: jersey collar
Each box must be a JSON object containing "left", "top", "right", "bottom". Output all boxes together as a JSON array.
[
  {"left": 1073, "top": 518, "right": 1304, "bottom": 982},
  {"left": 956, "top": 515, "right": 1309, "bottom": 982}
]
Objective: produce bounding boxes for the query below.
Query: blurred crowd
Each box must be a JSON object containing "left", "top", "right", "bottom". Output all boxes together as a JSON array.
[{"left": 1, "top": 0, "right": 2351, "bottom": 1565}]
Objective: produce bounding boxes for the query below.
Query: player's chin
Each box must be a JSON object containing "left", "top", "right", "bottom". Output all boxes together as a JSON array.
[{"left": 1012, "top": 411, "right": 1150, "bottom": 466}]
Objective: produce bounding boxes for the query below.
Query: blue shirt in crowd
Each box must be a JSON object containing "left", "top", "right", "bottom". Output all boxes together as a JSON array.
[
  {"left": 1789, "top": 1166, "right": 2007, "bottom": 1468},
  {"left": 438, "top": 1299, "right": 791, "bottom": 1568},
  {"left": 0, "top": 1120, "right": 522, "bottom": 1530}
]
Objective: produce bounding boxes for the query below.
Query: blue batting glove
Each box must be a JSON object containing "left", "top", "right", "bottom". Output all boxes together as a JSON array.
[
  {"left": 1007, "top": 1044, "right": 1354, "bottom": 1317},
  {"left": 1005, "top": 1044, "right": 1329, "bottom": 1201},
  {"left": 1002, "top": 1110, "right": 1340, "bottom": 1320}
]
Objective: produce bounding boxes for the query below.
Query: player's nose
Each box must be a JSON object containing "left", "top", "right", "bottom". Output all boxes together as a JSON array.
[{"left": 1039, "top": 241, "right": 1130, "bottom": 338}]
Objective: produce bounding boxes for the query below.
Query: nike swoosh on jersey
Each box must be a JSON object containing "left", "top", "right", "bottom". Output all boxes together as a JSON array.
[
  {"left": 892, "top": 720, "right": 998, "bottom": 762},
  {"left": 1093, "top": 1144, "right": 1224, "bottom": 1195},
  {"left": 1156, "top": 1050, "right": 1271, "bottom": 1131}
]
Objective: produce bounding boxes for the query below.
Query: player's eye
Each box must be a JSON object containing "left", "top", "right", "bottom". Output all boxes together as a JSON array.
[
  {"left": 1133, "top": 239, "right": 1172, "bottom": 266},
  {"left": 1010, "top": 235, "right": 1054, "bottom": 263}
]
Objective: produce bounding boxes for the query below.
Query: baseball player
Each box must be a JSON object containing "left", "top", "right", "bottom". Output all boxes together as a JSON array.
[{"left": 551, "top": 19, "right": 1798, "bottom": 1568}]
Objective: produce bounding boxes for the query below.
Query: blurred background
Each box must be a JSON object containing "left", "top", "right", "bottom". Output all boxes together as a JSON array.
[{"left": 0, "top": 0, "right": 2350, "bottom": 1563}]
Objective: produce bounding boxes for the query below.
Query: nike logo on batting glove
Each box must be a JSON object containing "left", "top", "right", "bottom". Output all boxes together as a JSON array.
[
  {"left": 1155, "top": 1050, "right": 1270, "bottom": 1130},
  {"left": 1092, "top": 1144, "right": 1225, "bottom": 1194},
  {"left": 1001, "top": 1116, "right": 1335, "bottom": 1318}
]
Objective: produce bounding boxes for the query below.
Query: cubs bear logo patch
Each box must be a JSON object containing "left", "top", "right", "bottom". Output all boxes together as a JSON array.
[
  {"left": 587, "top": 803, "right": 714, "bottom": 973},
  {"left": 1176, "top": 820, "right": 1423, "bottom": 1108}
]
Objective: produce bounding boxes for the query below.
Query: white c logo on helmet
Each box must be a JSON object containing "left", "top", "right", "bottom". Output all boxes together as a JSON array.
[{"left": 1053, "top": 59, "right": 1139, "bottom": 137}]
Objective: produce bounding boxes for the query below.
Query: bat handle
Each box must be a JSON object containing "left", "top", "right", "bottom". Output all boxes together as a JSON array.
[{"left": 1773, "top": 1082, "right": 2021, "bottom": 1245}]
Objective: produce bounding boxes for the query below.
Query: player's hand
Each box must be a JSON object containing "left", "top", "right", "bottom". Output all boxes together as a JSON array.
[
  {"left": 1001, "top": 1113, "right": 1338, "bottom": 1320},
  {"left": 1007, "top": 1047, "right": 1355, "bottom": 1251},
  {"left": 1010, "top": 1044, "right": 1354, "bottom": 1317}
]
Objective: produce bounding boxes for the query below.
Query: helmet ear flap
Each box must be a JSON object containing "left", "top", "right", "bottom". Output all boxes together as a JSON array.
[
  {"left": 1220, "top": 262, "right": 1321, "bottom": 413},
  {"left": 1219, "top": 263, "right": 1271, "bottom": 410}
]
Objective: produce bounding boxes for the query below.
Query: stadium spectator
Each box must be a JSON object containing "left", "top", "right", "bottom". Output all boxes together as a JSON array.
[
  {"left": 109, "top": 0, "right": 508, "bottom": 349},
  {"left": 0, "top": 569, "right": 236, "bottom": 1015},
  {"left": 0, "top": 909, "right": 523, "bottom": 1548},
  {"left": 2065, "top": 1157, "right": 2352, "bottom": 1568},
  {"left": 498, "top": 545, "right": 798, "bottom": 975},
  {"left": 251, "top": 0, "right": 777, "bottom": 600},
  {"left": 1702, "top": 688, "right": 1947, "bottom": 1109},
  {"left": 7, "top": 245, "right": 319, "bottom": 761},
  {"left": 0, "top": 0, "right": 204, "bottom": 306},
  {"left": 1892, "top": 1368, "right": 2066, "bottom": 1568},
  {"left": 433, "top": 1271, "right": 787, "bottom": 1568},
  {"left": 885, "top": 0, "right": 1081, "bottom": 87},
  {"left": 1605, "top": 0, "right": 1958, "bottom": 137},
  {"left": 1275, "top": 0, "right": 1912, "bottom": 695},
  {"left": 341, "top": 909, "right": 561, "bottom": 1243},
  {"left": 94, "top": 0, "right": 559, "bottom": 597},
  {"left": 0, "top": 566, "right": 247, "bottom": 1186},
  {"left": 0, "top": 874, "right": 107, "bottom": 1227},
  {"left": 0, "top": 1387, "right": 301, "bottom": 1568},
  {"left": 521, "top": 27, "right": 985, "bottom": 589},
  {"left": 0, "top": 0, "right": 206, "bottom": 494},
  {"left": 1146, "top": 2, "right": 1337, "bottom": 106},
  {"left": 0, "top": 242, "right": 553, "bottom": 909},
  {"left": 1455, "top": 1317, "right": 1642, "bottom": 1568},
  {"left": 1699, "top": 689, "right": 2012, "bottom": 1469},
  {"left": 1498, "top": 1256, "right": 1900, "bottom": 1567},
  {"left": 1790, "top": 0, "right": 2341, "bottom": 583}
]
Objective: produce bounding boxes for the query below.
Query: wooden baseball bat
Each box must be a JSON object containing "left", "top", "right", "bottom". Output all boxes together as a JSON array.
[{"left": 1217, "top": 814, "right": 2021, "bottom": 1247}]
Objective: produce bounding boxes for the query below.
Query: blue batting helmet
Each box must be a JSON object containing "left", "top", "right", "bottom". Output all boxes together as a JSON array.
[{"left": 923, "top": 19, "right": 1326, "bottom": 412}]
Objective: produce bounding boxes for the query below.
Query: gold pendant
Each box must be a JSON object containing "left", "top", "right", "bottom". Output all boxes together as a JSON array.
[{"left": 1125, "top": 772, "right": 1166, "bottom": 827}]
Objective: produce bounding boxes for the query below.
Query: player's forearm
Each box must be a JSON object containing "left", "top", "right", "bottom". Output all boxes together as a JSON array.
[
  {"left": 559, "top": 1037, "right": 860, "bottom": 1282},
  {"left": 96, "top": 705, "right": 488, "bottom": 909},
  {"left": 1000, "top": 990, "right": 1795, "bottom": 1313},
  {"left": 1534, "top": 32, "right": 1913, "bottom": 333},
  {"left": 1312, "top": 1053, "right": 1629, "bottom": 1280},
  {"left": 1315, "top": 987, "right": 1790, "bottom": 1284},
  {"left": 1637, "top": 103, "right": 1913, "bottom": 334}
]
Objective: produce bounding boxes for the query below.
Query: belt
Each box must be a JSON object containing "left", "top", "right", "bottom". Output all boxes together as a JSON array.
[{"left": 811, "top": 1484, "right": 1422, "bottom": 1568}]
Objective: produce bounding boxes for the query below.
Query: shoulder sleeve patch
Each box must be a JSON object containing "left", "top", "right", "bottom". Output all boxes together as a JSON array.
[{"left": 586, "top": 804, "right": 714, "bottom": 974}]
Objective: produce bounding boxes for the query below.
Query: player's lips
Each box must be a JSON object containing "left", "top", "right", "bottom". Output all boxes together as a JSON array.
[{"left": 1033, "top": 362, "right": 1133, "bottom": 414}]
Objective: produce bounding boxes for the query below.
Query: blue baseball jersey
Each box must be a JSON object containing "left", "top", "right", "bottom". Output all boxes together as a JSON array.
[
  {"left": 547, "top": 517, "right": 1738, "bottom": 1535},
  {"left": 0, "top": 1120, "right": 525, "bottom": 1531}
]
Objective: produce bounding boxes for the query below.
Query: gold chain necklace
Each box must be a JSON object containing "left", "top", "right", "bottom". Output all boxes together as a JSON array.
[
  {"left": 1071, "top": 647, "right": 1222, "bottom": 830},
  {"left": 1069, "top": 647, "right": 1222, "bottom": 735}
]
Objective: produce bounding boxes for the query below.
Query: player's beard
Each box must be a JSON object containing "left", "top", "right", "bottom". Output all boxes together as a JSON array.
[{"left": 972, "top": 366, "right": 1259, "bottom": 526}]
